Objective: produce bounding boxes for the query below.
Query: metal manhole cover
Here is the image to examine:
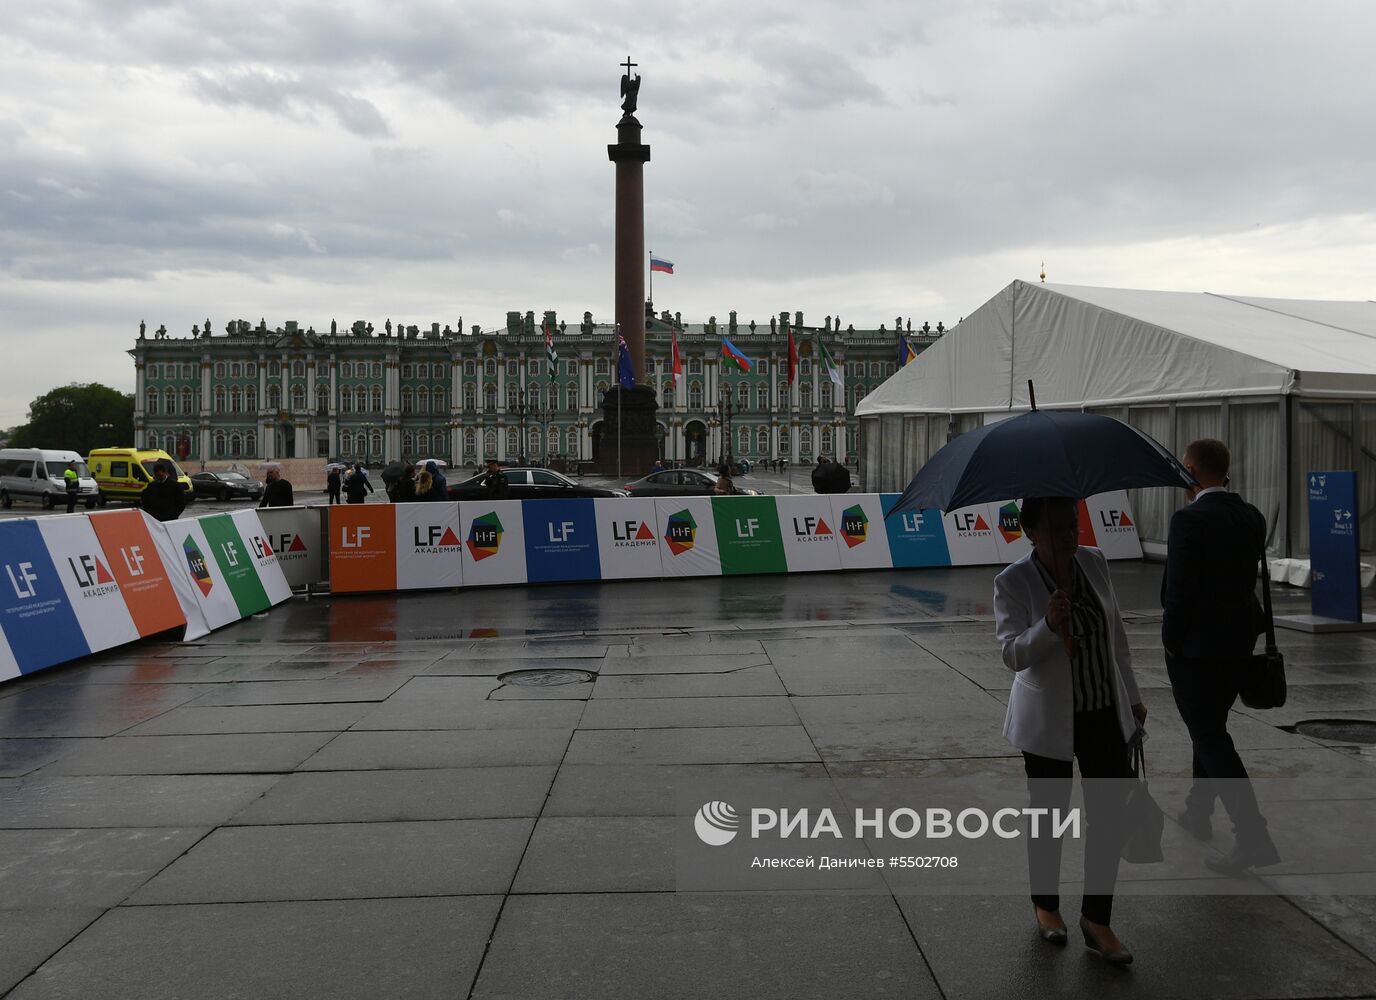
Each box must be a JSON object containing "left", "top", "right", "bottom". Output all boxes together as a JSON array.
[
  {"left": 1294, "top": 719, "right": 1376, "bottom": 745},
  {"left": 498, "top": 668, "right": 595, "bottom": 687}
]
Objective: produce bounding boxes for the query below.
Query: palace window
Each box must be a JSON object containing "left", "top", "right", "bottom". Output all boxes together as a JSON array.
[
  {"left": 484, "top": 385, "right": 497, "bottom": 410},
  {"left": 245, "top": 432, "right": 256, "bottom": 456},
  {"left": 292, "top": 361, "right": 305, "bottom": 378},
  {"left": 371, "top": 362, "right": 382, "bottom": 380},
  {"left": 267, "top": 384, "right": 281, "bottom": 409},
  {"left": 182, "top": 388, "right": 195, "bottom": 414},
  {"left": 506, "top": 383, "right": 519, "bottom": 408},
  {"left": 528, "top": 360, "right": 539, "bottom": 377},
  {"left": 869, "top": 363, "right": 881, "bottom": 379},
  {"left": 738, "top": 426, "right": 750, "bottom": 455},
  {"left": 645, "top": 358, "right": 655, "bottom": 375},
  {"left": 821, "top": 383, "right": 833, "bottom": 409},
  {"left": 756, "top": 385, "right": 769, "bottom": 410},
  {"left": 213, "top": 362, "right": 225, "bottom": 379},
  {"left": 465, "top": 360, "right": 476, "bottom": 376},
  {"left": 885, "top": 364, "right": 896, "bottom": 377},
  {"left": 182, "top": 363, "right": 194, "bottom": 379},
  {"left": 484, "top": 428, "right": 497, "bottom": 457},
  {"left": 316, "top": 384, "right": 329, "bottom": 411},
  {"left": 506, "top": 428, "right": 519, "bottom": 454},
  {"left": 548, "top": 426, "right": 560, "bottom": 454},
  {"left": 402, "top": 364, "right": 413, "bottom": 379},
  {"left": 758, "top": 360, "right": 769, "bottom": 376},
  {"left": 419, "top": 363, "right": 430, "bottom": 379},
  {"left": 245, "top": 362, "right": 256, "bottom": 378},
  {"left": 779, "top": 428, "right": 790, "bottom": 453},
  {"left": 595, "top": 358, "right": 609, "bottom": 375},
  {"left": 402, "top": 431, "right": 414, "bottom": 454},
  {"left": 230, "top": 362, "right": 242, "bottom": 378},
  {"left": 484, "top": 359, "right": 496, "bottom": 378},
  {"left": 506, "top": 360, "right": 518, "bottom": 377},
  {"left": 800, "top": 427, "right": 813, "bottom": 456},
  {"left": 778, "top": 383, "right": 789, "bottom": 407},
  {"left": 757, "top": 426, "right": 770, "bottom": 454},
  {"left": 689, "top": 357, "right": 702, "bottom": 374},
  {"left": 229, "top": 387, "right": 242, "bottom": 414},
  {"left": 371, "top": 386, "right": 383, "bottom": 412},
  {"left": 268, "top": 361, "right": 280, "bottom": 377},
  {"left": 528, "top": 427, "right": 540, "bottom": 454},
  {"left": 567, "top": 382, "right": 578, "bottom": 408},
  {"left": 417, "top": 387, "right": 430, "bottom": 413},
  {"left": 662, "top": 382, "right": 674, "bottom": 408},
  {"left": 291, "top": 384, "right": 306, "bottom": 409},
  {"left": 801, "top": 359, "right": 812, "bottom": 376},
  {"left": 464, "top": 385, "right": 476, "bottom": 411},
  {"left": 341, "top": 362, "right": 353, "bottom": 378},
  {"left": 821, "top": 427, "right": 834, "bottom": 455},
  {"left": 229, "top": 433, "right": 242, "bottom": 458},
  {"left": 688, "top": 380, "right": 702, "bottom": 409},
  {"left": 213, "top": 386, "right": 225, "bottom": 413},
  {"left": 401, "top": 388, "right": 413, "bottom": 414},
  {"left": 463, "top": 428, "right": 476, "bottom": 456},
  {"left": 737, "top": 383, "right": 749, "bottom": 409},
  {"left": 213, "top": 431, "right": 226, "bottom": 456},
  {"left": 596, "top": 381, "right": 609, "bottom": 399},
  {"left": 800, "top": 384, "right": 812, "bottom": 410},
  {"left": 245, "top": 385, "right": 257, "bottom": 410}
]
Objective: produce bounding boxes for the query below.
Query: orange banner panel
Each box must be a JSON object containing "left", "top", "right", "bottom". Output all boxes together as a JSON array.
[
  {"left": 88, "top": 510, "right": 187, "bottom": 636},
  {"left": 327, "top": 505, "right": 397, "bottom": 593}
]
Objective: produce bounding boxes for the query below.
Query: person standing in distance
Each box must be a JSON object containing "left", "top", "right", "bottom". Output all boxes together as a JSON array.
[
  {"left": 326, "top": 466, "right": 342, "bottom": 505},
  {"left": 139, "top": 461, "right": 186, "bottom": 522},
  {"left": 482, "top": 460, "right": 509, "bottom": 500},
  {"left": 260, "top": 467, "right": 293, "bottom": 508},
  {"left": 63, "top": 460, "right": 80, "bottom": 513},
  {"left": 1162, "top": 438, "right": 1280, "bottom": 876},
  {"left": 344, "top": 463, "right": 374, "bottom": 504}
]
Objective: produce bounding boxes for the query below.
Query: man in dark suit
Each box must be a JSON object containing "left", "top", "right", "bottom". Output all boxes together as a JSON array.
[{"left": 1162, "top": 438, "right": 1279, "bottom": 875}]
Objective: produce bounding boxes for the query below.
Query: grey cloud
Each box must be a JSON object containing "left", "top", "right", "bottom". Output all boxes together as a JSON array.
[{"left": 192, "top": 69, "right": 391, "bottom": 137}]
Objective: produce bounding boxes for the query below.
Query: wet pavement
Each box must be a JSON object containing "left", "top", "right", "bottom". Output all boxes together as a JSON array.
[{"left": 3, "top": 562, "right": 1376, "bottom": 999}]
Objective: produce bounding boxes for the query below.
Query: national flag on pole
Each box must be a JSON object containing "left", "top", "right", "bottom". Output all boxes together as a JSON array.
[
  {"left": 819, "top": 340, "right": 843, "bottom": 388},
  {"left": 545, "top": 322, "right": 558, "bottom": 377},
  {"left": 721, "top": 337, "right": 753, "bottom": 373},
  {"left": 650, "top": 257, "right": 674, "bottom": 274},
  {"left": 671, "top": 330, "right": 683, "bottom": 381},
  {"left": 897, "top": 334, "right": 917, "bottom": 368},
  {"left": 616, "top": 332, "right": 636, "bottom": 389},
  {"left": 786, "top": 328, "right": 799, "bottom": 385}
]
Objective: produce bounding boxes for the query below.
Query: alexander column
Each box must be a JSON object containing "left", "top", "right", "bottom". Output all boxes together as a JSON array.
[{"left": 601, "top": 56, "right": 659, "bottom": 474}]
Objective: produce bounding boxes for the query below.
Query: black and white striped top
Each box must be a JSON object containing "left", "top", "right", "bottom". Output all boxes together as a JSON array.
[{"left": 1036, "top": 558, "right": 1115, "bottom": 712}]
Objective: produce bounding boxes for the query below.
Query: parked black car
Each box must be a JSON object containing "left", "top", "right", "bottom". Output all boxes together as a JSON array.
[
  {"left": 623, "top": 469, "right": 758, "bottom": 497},
  {"left": 190, "top": 471, "right": 264, "bottom": 501},
  {"left": 446, "top": 467, "right": 628, "bottom": 501}
]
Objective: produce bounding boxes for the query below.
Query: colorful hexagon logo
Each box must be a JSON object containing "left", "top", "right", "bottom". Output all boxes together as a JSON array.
[{"left": 466, "top": 511, "right": 503, "bottom": 561}]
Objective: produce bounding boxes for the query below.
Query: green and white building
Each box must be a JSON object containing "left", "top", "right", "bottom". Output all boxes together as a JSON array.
[{"left": 131, "top": 309, "right": 941, "bottom": 469}]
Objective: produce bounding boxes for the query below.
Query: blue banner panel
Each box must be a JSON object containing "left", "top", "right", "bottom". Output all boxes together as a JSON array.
[
  {"left": 521, "top": 498, "right": 602, "bottom": 583},
  {"left": 1307, "top": 470, "right": 1362, "bottom": 622},
  {"left": 0, "top": 520, "right": 92, "bottom": 673},
  {"left": 880, "top": 494, "right": 953, "bottom": 568}
]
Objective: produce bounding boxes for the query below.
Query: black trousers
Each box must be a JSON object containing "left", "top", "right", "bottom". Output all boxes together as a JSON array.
[
  {"left": 1165, "top": 654, "right": 1270, "bottom": 848},
  {"left": 66, "top": 489, "right": 78, "bottom": 513},
  {"left": 328, "top": 489, "right": 341, "bottom": 505},
  {"left": 1022, "top": 707, "right": 1133, "bottom": 926}
]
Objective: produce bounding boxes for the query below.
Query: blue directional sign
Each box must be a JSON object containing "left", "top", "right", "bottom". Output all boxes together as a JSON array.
[{"left": 1307, "top": 470, "right": 1361, "bottom": 622}]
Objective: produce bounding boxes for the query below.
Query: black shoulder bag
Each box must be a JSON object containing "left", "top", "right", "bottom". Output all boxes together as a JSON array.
[{"left": 1239, "top": 557, "right": 1287, "bottom": 710}]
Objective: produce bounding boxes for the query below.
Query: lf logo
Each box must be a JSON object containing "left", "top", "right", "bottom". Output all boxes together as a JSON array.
[
  {"left": 951, "top": 512, "right": 990, "bottom": 533},
  {"left": 548, "top": 521, "right": 576, "bottom": 542},
  {"left": 121, "top": 546, "right": 146, "bottom": 576},
  {"left": 1098, "top": 509, "right": 1134, "bottom": 529},
  {"left": 612, "top": 520, "right": 655, "bottom": 542},
  {"left": 792, "top": 516, "right": 832, "bottom": 536},
  {"left": 735, "top": 518, "right": 760, "bottom": 538},
  {"left": 340, "top": 527, "right": 371, "bottom": 548},
  {"left": 68, "top": 554, "right": 115, "bottom": 589},
  {"left": 413, "top": 526, "right": 461, "bottom": 547},
  {"left": 6, "top": 562, "right": 38, "bottom": 599},
  {"left": 248, "top": 535, "right": 274, "bottom": 560},
  {"left": 220, "top": 542, "right": 241, "bottom": 567},
  {"left": 900, "top": 512, "right": 924, "bottom": 532}
]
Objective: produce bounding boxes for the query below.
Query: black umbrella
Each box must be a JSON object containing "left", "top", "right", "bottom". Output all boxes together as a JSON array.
[{"left": 887, "top": 394, "right": 1193, "bottom": 518}]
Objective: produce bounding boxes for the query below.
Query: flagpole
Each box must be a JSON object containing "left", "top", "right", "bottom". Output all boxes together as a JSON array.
[{"left": 647, "top": 249, "right": 652, "bottom": 311}]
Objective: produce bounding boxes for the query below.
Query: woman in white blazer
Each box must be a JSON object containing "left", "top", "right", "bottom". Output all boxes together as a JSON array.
[{"left": 994, "top": 496, "right": 1147, "bottom": 966}]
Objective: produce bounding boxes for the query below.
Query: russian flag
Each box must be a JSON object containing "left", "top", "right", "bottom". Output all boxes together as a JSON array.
[
  {"left": 650, "top": 257, "right": 674, "bottom": 274},
  {"left": 721, "top": 337, "right": 753, "bottom": 372}
]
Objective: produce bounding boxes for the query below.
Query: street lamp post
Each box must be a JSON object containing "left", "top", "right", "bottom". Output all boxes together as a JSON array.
[
  {"left": 514, "top": 389, "right": 531, "bottom": 464},
  {"left": 716, "top": 387, "right": 736, "bottom": 471}
]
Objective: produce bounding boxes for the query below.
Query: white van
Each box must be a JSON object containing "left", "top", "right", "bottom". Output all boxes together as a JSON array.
[{"left": 0, "top": 449, "right": 100, "bottom": 509}]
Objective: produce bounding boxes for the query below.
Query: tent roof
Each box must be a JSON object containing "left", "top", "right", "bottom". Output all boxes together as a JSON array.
[{"left": 857, "top": 281, "right": 1376, "bottom": 416}]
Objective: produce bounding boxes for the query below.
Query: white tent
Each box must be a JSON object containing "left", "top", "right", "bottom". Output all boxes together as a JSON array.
[{"left": 857, "top": 280, "right": 1376, "bottom": 556}]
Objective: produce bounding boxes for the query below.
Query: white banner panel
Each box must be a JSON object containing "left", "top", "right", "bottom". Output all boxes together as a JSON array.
[
  {"left": 255, "top": 506, "right": 323, "bottom": 588},
  {"left": 594, "top": 498, "right": 665, "bottom": 580},
  {"left": 457, "top": 500, "right": 528, "bottom": 587},
  {"left": 394, "top": 502, "right": 465, "bottom": 591},
  {"left": 36, "top": 516, "right": 140, "bottom": 652},
  {"left": 987, "top": 500, "right": 1033, "bottom": 564},
  {"left": 158, "top": 516, "right": 242, "bottom": 631},
  {"left": 653, "top": 497, "right": 722, "bottom": 577},
  {"left": 940, "top": 504, "right": 1002, "bottom": 566},
  {"left": 0, "top": 631, "right": 18, "bottom": 683},
  {"left": 774, "top": 495, "right": 844, "bottom": 573},
  {"left": 141, "top": 516, "right": 211, "bottom": 641},
  {"left": 228, "top": 509, "right": 295, "bottom": 606},
  {"left": 1083, "top": 491, "right": 1144, "bottom": 560},
  {"left": 829, "top": 494, "right": 894, "bottom": 570}
]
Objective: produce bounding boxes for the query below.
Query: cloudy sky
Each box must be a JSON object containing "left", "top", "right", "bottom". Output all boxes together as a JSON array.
[{"left": 3, "top": 0, "right": 1373, "bottom": 425}]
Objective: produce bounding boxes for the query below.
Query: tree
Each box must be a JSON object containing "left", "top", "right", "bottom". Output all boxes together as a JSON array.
[{"left": 9, "top": 383, "right": 135, "bottom": 456}]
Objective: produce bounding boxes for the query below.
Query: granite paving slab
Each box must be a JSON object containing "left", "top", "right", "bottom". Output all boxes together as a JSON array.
[
  {"left": 470, "top": 893, "right": 940, "bottom": 1000},
  {"left": 227, "top": 766, "right": 556, "bottom": 825},
  {"left": 577, "top": 696, "right": 799, "bottom": 730},
  {"left": 564, "top": 725, "right": 820, "bottom": 765},
  {"left": 40, "top": 732, "right": 338, "bottom": 775},
  {"left": 352, "top": 696, "right": 585, "bottom": 731},
  {"left": 0, "top": 774, "right": 279, "bottom": 828},
  {"left": 186, "top": 677, "right": 410, "bottom": 706},
  {"left": 0, "top": 739, "right": 88, "bottom": 778},
  {"left": 298, "top": 728, "right": 572, "bottom": 770},
  {"left": 128, "top": 818, "right": 533, "bottom": 903},
  {"left": 512, "top": 816, "right": 678, "bottom": 892},
  {"left": 6, "top": 896, "right": 502, "bottom": 1000},
  {"left": 590, "top": 665, "right": 787, "bottom": 699},
  {"left": 118, "top": 703, "right": 371, "bottom": 736},
  {"left": 0, "top": 827, "right": 208, "bottom": 908},
  {"left": 543, "top": 762, "right": 834, "bottom": 817},
  {"left": 0, "top": 908, "right": 103, "bottom": 995},
  {"left": 599, "top": 652, "right": 774, "bottom": 674}
]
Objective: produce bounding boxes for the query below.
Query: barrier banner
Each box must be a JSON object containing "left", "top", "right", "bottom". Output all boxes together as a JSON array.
[
  {"left": 522, "top": 498, "right": 601, "bottom": 584},
  {"left": 988, "top": 500, "right": 1033, "bottom": 564},
  {"left": 394, "top": 502, "right": 464, "bottom": 591},
  {"left": 879, "top": 496, "right": 953, "bottom": 568},
  {"left": 37, "top": 515, "right": 140, "bottom": 652},
  {"left": 198, "top": 513, "right": 272, "bottom": 617},
  {"left": 88, "top": 509, "right": 192, "bottom": 638},
  {"left": 227, "top": 510, "right": 295, "bottom": 606},
  {"left": 459, "top": 500, "right": 528, "bottom": 586},
  {"left": 774, "top": 495, "right": 844, "bottom": 573},
  {"left": 594, "top": 498, "right": 664, "bottom": 580},
  {"left": 328, "top": 504, "right": 398, "bottom": 593},
  {"left": 162, "top": 516, "right": 246, "bottom": 630},
  {"left": 940, "top": 503, "right": 1002, "bottom": 566},
  {"left": 255, "top": 506, "right": 323, "bottom": 588},
  {"left": 1081, "top": 491, "right": 1143, "bottom": 560},
  {"left": 830, "top": 494, "right": 894, "bottom": 570},
  {"left": 654, "top": 497, "right": 722, "bottom": 577},
  {"left": 713, "top": 496, "right": 788, "bottom": 576},
  {"left": 0, "top": 520, "right": 91, "bottom": 673}
]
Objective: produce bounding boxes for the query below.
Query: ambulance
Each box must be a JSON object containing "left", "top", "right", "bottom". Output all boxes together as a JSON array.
[{"left": 86, "top": 448, "right": 193, "bottom": 504}]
